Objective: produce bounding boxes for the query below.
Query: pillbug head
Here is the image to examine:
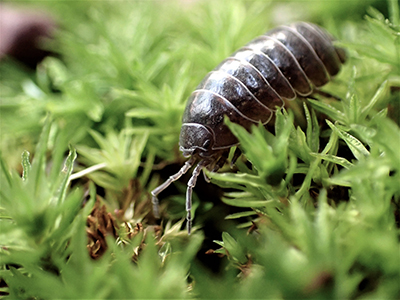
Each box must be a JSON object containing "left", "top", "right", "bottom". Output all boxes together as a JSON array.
[{"left": 179, "top": 123, "right": 216, "bottom": 158}]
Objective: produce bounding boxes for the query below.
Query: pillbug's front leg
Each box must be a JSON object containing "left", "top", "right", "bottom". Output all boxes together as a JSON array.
[
  {"left": 151, "top": 156, "right": 196, "bottom": 219},
  {"left": 186, "top": 160, "right": 208, "bottom": 234}
]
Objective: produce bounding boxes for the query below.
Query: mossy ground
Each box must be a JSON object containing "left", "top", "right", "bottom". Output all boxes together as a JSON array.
[{"left": 1, "top": 0, "right": 399, "bottom": 299}]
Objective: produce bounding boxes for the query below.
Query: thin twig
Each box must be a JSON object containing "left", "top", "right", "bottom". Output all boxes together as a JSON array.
[{"left": 69, "top": 163, "right": 107, "bottom": 181}]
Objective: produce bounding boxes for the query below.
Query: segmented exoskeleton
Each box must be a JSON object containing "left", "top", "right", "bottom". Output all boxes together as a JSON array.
[{"left": 151, "top": 22, "right": 346, "bottom": 233}]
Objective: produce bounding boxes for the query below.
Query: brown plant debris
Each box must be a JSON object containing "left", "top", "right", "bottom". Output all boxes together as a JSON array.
[{"left": 86, "top": 197, "right": 119, "bottom": 259}]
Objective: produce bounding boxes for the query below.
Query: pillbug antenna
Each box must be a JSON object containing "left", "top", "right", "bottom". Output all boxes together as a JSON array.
[
  {"left": 151, "top": 156, "right": 197, "bottom": 219},
  {"left": 186, "top": 159, "right": 208, "bottom": 234}
]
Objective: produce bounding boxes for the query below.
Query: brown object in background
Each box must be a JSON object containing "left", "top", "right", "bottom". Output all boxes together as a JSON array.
[
  {"left": 0, "top": 5, "right": 56, "bottom": 68},
  {"left": 86, "top": 198, "right": 119, "bottom": 259}
]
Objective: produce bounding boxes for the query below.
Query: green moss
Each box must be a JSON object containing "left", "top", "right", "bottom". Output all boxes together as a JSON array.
[{"left": 1, "top": 0, "right": 399, "bottom": 298}]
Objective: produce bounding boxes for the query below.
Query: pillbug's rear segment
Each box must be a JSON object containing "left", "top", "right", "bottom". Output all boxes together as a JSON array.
[{"left": 151, "top": 22, "right": 346, "bottom": 233}]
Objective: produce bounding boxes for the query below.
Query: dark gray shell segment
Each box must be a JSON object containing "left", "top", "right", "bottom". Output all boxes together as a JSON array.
[
  {"left": 267, "top": 26, "right": 330, "bottom": 87},
  {"left": 232, "top": 49, "right": 296, "bottom": 101},
  {"left": 197, "top": 71, "right": 272, "bottom": 123},
  {"left": 290, "top": 22, "right": 343, "bottom": 76},
  {"left": 182, "top": 90, "right": 256, "bottom": 148},
  {"left": 216, "top": 58, "right": 285, "bottom": 111},
  {"left": 245, "top": 36, "right": 312, "bottom": 96}
]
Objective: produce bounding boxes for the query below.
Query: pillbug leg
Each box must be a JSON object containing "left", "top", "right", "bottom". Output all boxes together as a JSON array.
[
  {"left": 212, "top": 151, "right": 229, "bottom": 172},
  {"left": 186, "top": 160, "right": 208, "bottom": 234},
  {"left": 230, "top": 147, "right": 242, "bottom": 168},
  {"left": 203, "top": 169, "right": 211, "bottom": 183},
  {"left": 204, "top": 150, "right": 229, "bottom": 183},
  {"left": 151, "top": 195, "right": 160, "bottom": 219},
  {"left": 151, "top": 156, "right": 196, "bottom": 219}
]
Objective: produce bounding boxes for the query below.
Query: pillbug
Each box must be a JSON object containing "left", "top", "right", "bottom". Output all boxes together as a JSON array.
[{"left": 151, "top": 22, "right": 346, "bottom": 233}]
